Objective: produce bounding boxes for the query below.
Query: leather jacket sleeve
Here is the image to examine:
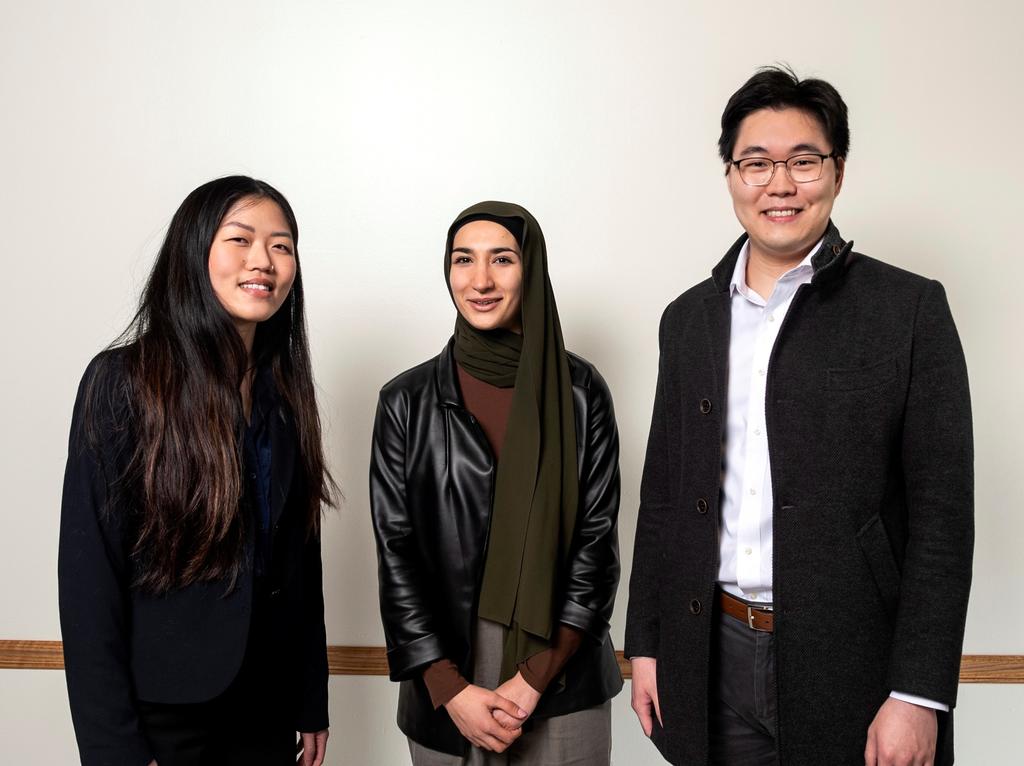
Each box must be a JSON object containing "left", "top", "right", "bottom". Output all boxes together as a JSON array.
[
  {"left": 369, "top": 391, "right": 446, "bottom": 680},
  {"left": 558, "top": 365, "right": 621, "bottom": 643}
]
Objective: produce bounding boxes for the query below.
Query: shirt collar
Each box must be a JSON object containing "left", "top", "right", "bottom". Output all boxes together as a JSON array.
[{"left": 729, "top": 237, "right": 824, "bottom": 299}]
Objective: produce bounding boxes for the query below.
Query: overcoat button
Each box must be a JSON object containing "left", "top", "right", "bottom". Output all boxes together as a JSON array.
[
  {"left": 689, "top": 599, "right": 702, "bottom": 615},
  {"left": 832, "top": 244, "right": 842, "bottom": 255},
  {"left": 699, "top": 398, "right": 712, "bottom": 415},
  {"left": 696, "top": 498, "right": 709, "bottom": 514}
]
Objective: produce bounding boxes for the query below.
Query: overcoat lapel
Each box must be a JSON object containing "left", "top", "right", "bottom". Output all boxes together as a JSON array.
[
  {"left": 701, "top": 293, "right": 732, "bottom": 408},
  {"left": 702, "top": 232, "right": 747, "bottom": 405}
]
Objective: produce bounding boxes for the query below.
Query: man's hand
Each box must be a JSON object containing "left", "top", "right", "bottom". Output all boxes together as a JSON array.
[
  {"left": 491, "top": 672, "right": 543, "bottom": 729},
  {"left": 299, "top": 729, "right": 329, "bottom": 766},
  {"left": 444, "top": 684, "right": 527, "bottom": 752},
  {"left": 865, "top": 697, "right": 937, "bottom": 766},
  {"left": 630, "top": 656, "right": 663, "bottom": 737}
]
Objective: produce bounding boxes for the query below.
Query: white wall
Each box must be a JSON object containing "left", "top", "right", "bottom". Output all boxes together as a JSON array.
[{"left": 1, "top": 0, "right": 1020, "bottom": 762}]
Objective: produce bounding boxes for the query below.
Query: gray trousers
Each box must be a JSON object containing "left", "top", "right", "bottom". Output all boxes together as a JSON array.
[
  {"left": 709, "top": 603, "right": 779, "bottom": 765},
  {"left": 409, "top": 618, "right": 612, "bottom": 766}
]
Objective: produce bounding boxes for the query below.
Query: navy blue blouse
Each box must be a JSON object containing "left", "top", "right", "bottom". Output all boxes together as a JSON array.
[{"left": 242, "top": 369, "right": 275, "bottom": 579}]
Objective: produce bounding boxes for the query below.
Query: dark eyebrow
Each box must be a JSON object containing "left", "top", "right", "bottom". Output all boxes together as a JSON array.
[
  {"left": 790, "top": 142, "right": 826, "bottom": 154},
  {"left": 737, "top": 145, "right": 769, "bottom": 157},
  {"left": 451, "top": 247, "right": 520, "bottom": 256},
  {"left": 221, "top": 221, "right": 293, "bottom": 239},
  {"left": 737, "top": 142, "right": 827, "bottom": 158}
]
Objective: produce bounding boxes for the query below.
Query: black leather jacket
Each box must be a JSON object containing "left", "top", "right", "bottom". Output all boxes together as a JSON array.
[{"left": 370, "top": 339, "right": 623, "bottom": 756}]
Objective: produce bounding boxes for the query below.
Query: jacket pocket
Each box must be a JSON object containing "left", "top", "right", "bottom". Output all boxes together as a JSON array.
[
  {"left": 856, "top": 513, "right": 901, "bottom": 621},
  {"left": 826, "top": 356, "right": 898, "bottom": 391}
]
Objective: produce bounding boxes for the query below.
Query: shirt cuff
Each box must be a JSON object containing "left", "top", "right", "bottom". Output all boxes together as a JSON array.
[
  {"left": 423, "top": 658, "right": 469, "bottom": 709},
  {"left": 518, "top": 625, "right": 584, "bottom": 694},
  {"left": 889, "top": 691, "right": 949, "bottom": 712}
]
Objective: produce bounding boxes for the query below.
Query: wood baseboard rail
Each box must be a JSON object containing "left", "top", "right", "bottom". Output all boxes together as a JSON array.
[{"left": 2, "top": 641, "right": 1022, "bottom": 683}]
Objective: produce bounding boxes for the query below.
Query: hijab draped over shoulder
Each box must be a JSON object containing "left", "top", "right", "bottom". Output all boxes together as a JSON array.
[{"left": 444, "top": 201, "right": 579, "bottom": 681}]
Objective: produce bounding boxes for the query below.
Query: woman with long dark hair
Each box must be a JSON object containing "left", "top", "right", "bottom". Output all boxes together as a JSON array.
[
  {"left": 59, "top": 176, "right": 335, "bottom": 766},
  {"left": 371, "top": 202, "right": 623, "bottom": 764}
]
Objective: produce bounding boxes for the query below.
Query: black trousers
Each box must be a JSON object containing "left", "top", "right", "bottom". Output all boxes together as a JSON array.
[
  {"left": 138, "top": 696, "right": 296, "bottom": 766},
  {"left": 709, "top": 600, "right": 779, "bottom": 766},
  {"left": 138, "top": 588, "right": 298, "bottom": 766}
]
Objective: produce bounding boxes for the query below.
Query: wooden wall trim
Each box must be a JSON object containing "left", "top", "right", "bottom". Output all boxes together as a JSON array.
[
  {"left": 0, "top": 640, "right": 65, "bottom": 670},
  {"left": 327, "top": 645, "right": 388, "bottom": 676},
  {"left": 958, "top": 655, "right": 1024, "bottom": 683},
  {"left": 3, "top": 641, "right": 1022, "bottom": 683}
]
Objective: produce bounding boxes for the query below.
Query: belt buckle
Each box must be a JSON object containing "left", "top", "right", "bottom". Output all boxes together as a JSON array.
[{"left": 746, "top": 604, "right": 772, "bottom": 632}]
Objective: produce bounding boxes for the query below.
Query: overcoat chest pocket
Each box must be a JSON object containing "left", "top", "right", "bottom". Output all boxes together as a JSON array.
[{"left": 826, "top": 356, "right": 898, "bottom": 391}]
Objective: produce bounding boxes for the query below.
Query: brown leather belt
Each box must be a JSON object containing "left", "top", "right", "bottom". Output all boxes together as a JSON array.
[{"left": 719, "top": 590, "right": 774, "bottom": 633}]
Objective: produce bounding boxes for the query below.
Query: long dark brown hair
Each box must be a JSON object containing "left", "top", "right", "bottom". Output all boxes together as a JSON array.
[{"left": 89, "top": 176, "right": 335, "bottom": 593}]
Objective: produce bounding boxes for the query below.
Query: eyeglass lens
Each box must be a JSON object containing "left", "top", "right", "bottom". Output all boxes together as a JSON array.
[{"left": 738, "top": 154, "right": 825, "bottom": 185}]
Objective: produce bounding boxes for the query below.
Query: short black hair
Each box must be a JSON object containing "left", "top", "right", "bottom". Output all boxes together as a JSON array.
[{"left": 718, "top": 65, "right": 849, "bottom": 163}]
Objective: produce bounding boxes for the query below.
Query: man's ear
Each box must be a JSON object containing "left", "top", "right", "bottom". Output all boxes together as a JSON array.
[{"left": 834, "top": 156, "right": 846, "bottom": 196}]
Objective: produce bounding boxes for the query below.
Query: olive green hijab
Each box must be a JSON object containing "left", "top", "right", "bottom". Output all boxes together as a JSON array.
[{"left": 444, "top": 201, "right": 579, "bottom": 682}]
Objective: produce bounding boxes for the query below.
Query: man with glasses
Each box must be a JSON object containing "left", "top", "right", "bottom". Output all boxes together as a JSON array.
[{"left": 625, "top": 66, "right": 973, "bottom": 766}]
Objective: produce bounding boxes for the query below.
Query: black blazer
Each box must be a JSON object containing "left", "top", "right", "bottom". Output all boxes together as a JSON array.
[
  {"left": 58, "top": 348, "right": 329, "bottom": 766},
  {"left": 370, "top": 340, "right": 624, "bottom": 756},
  {"left": 625, "top": 222, "right": 973, "bottom": 765}
]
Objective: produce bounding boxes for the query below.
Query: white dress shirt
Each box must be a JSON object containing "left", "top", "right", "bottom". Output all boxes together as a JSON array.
[
  {"left": 717, "top": 239, "right": 947, "bottom": 713},
  {"left": 718, "top": 239, "right": 816, "bottom": 603}
]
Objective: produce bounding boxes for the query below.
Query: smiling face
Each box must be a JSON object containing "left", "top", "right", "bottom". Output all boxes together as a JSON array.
[
  {"left": 727, "top": 107, "right": 844, "bottom": 267},
  {"left": 207, "top": 196, "right": 297, "bottom": 346},
  {"left": 448, "top": 220, "right": 524, "bottom": 333}
]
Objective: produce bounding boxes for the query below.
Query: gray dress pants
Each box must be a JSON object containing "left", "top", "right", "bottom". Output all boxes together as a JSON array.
[{"left": 408, "top": 618, "right": 612, "bottom": 766}]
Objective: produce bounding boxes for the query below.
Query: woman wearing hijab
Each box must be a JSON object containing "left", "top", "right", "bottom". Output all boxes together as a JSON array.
[
  {"left": 371, "top": 201, "right": 623, "bottom": 764},
  {"left": 58, "top": 176, "right": 333, "bottom": 766}
]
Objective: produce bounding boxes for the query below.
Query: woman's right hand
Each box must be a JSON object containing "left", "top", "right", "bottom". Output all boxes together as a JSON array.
[{"left": 443, "top": 684, "right": 527, "bottom": 752}]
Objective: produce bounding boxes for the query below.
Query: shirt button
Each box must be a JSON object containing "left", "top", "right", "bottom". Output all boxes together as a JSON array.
[
  {"left": 758, "top": 369, "right": 765, "bottom": 376},
  {"left": 768, "top": 314, "right": 776, "bottom": 322},
  {"left": 754, "top": 428, "right": 761, "bottom": 436},
  {"left": 749, "top": 488, "right": 756, "bottom": 495},
  {"left": 744, "top": 547, "right": 752, "bottom": 555}
]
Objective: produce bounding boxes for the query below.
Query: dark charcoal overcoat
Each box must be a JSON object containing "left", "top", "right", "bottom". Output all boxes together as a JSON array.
[{"left": 624, "top": 222, "right": 973, "bottom": 765}]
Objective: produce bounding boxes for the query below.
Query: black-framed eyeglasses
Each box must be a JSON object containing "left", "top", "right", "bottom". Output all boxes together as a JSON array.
[{"left": 730, "top": 152, "right": 837, "bottom": 186}]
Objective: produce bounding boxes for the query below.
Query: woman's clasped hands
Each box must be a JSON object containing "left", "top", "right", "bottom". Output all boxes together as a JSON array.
[{"left": 443, "top": 672, "right": 541, "bottom": 753}]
